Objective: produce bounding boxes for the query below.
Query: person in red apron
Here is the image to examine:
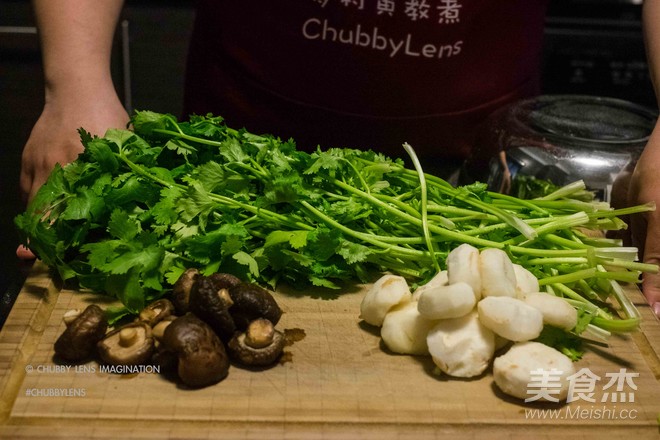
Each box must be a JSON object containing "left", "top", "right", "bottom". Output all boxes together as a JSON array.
[{"left": 18, "top": 0, "right": 660, "bottom": 316}]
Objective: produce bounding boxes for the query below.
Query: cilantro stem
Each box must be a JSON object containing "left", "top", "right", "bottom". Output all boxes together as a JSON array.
[
  {"left": 206, "top": 194, "right": 312, "bottom": 231},
  {"left": 539, "top": 267, "right": 640, "bottom": 287},
  {"left": 605, "top": 276, "right": 641, "bottom": 321},
  {"left": 331, "top": 178, "right": 506, "bottom": 249},
  {"left": 539, "top": 269, "right": 597, "bottom": 286},
  {"left": 592, "top": 202, "right": 656, "bottom": 218},
  {"left": 426, "top": 205, "right": 496, "bottom": 221},
  {"left": 505, "top": 212, "right": 590, "bottom": 245},
  {"left": 487, "top": 191, "right": 550, "bottom": 215},
  {"left": 591, "top": 316, "right": 640, "bottom": 332},
  {"left": 232, "top": 161, "right": 269, "bottom": 180},
  {"left": 153, "top": 128, "right": 225, "bottom": 148},
  {"left": 596, "top": 258, "right": 658, "bottom": 273},
  {"left": 340, "top": 158, "right": 372, "bottom": 194},
  {"left": 563, "top": 298, "right": 601, "bottom": 315},
  {"left": 458, "top": 216, "right": 563, "bottom": 237},
  {"left": 401, "top": 172, "right": 539, "bottom": 239},
  {"left": 403, "top": 142, "right": 440, "bottom": 272},
  {"left": 581, "top": 324, "right": 611, "bottom": 341},
  {"left": 542, "top": 233, "right": 590, "bottom": 249},
  {"left": 299, "top": 200, "right": 433, "bottom": 259},
  {"left": 372, "top": 193, "right": 426, "bottom": 219},
  {"left": 536, "top": 180, "right": 588, "bottom": 201},
  {"left": 507, "top": 246, "right": 587, "bottom": 258},
  {"left": 550, "top": 283, "right": 612, "bottom": 320},
  {"left": 526, "top": 257, "right": 589, "bottom": 266}
]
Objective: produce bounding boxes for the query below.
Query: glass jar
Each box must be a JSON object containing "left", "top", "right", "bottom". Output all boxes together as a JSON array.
[{"left": 462, "top": 95, "right": 658, "bottom": 202}]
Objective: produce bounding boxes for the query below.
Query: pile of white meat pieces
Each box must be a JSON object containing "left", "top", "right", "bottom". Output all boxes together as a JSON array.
[{"left": 359, "top": 244, "right": 579, "bottom": 402}]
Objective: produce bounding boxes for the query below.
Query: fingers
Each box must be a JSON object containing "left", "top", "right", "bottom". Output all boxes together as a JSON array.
[
  {"left": 16, "top": 245, "right": 36, "bottom": 261},
  {"left": 631, "top": 205, "right": 660, "bottom": 317},
  {"left": 19, "top": 168, "right": 40, "bottom": 206},
  {"left": 641, "top": 269, "right": 660, "bottom": 317}
]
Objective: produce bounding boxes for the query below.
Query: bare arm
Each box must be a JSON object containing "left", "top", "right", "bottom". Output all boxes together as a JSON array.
[
  {"left": 21, "top": 0, "right": 129, "bottom": 203},
  {"left": 628, "top": 0, "right": 660, "bottom": 316}
]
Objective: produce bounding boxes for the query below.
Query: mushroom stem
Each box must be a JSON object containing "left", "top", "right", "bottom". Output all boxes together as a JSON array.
[
  {"left": 217, "top": 288, "right": 233, "bottom": 307},
  {"left": 119, "top": 327, "right": 138, "bottom": 347},
  {"left": 245, "top": 319, "right": 275, "bottom": 349},
  {"left": 63, "top": 309, "right": 82, "bottom": 326}
]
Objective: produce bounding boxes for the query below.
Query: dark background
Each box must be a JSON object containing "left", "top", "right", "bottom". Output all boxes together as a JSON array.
[{"left": 0, "top": 0, "right": 655, "bottom": 326}]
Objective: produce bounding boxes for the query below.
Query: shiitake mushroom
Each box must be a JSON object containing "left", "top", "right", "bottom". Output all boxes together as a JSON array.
[
  {"left": 186, "top": 272, "right": 283, "bottom": 341},
  {"left": 54, "top": 305, "right": 108, "bottom": 363},
  {"left": 97, "top": 322, "right": 155, "bottom": 366},
  {"left": 188, "top": 276, "right": 237, "bottom": 341},
  {"left": 52, "top": 271, "right": 289, "bottom": 388},
  {"left": 228, "top": 318, "right": 285, "bottom": 367},
  {"left": 159, "top": 313, "right": 230, "bottom": 388},
  {"left": 227, "top": 282, "right": 283, "bottom": 330},
  {"left": 171, "top": 268, "right": 199, "bottom": 315}
]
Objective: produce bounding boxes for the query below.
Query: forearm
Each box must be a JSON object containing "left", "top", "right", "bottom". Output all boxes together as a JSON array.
[
  {"left": 32, "top": 0, "right": 125, "bottom": 102},
  {"left": 20, "top": 0, "right": 129, "bottom": 204}
]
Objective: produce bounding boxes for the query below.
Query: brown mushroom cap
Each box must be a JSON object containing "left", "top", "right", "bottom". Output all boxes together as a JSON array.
[
  {"left": 208, "top": 272, "right": 242, "bottom": 290},
  {"left": 228, "top": 319, "right": 285, "bottom": 367},
  {"left": 172, "top": 268, "right": 200, "bottom": 314},
  {"left": 228, "top": 283, "right": 283, "bottom": 330},
  {"left": 54, "top": 304, "right": 108, "bottom": 363},
  {"left": 97, "top": 322, "right": 154, "bottom": 366},
  {"left": 188, "top": 276, "right": 236, "bottom": 341},
  {"left": 161, "top": 313, "right": 229, "bottom": 388},
  {"left": 139, "top": 298, "right": 175, "bottom": 327}
]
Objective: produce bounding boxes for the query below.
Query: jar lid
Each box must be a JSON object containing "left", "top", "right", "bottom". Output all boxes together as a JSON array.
[{"left": 507, "top": 95, "right": 657, "bottom": 149}]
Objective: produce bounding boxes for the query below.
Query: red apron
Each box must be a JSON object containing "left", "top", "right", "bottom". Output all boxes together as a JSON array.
[{"left": 183, "top": 0, "right": 549, "bottom": 170}]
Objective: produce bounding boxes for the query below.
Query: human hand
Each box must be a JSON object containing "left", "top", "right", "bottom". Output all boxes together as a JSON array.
[
  {"left": 20, "top": 96, "right": 129, "bottom": 203},
  {"left": 18, "top": 92, "right": 129, "bottom": 260},
  {"left": 628, "top": 128, "right": 660, "bottom": 318}
]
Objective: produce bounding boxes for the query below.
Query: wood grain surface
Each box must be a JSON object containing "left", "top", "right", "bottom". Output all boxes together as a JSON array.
[{"left": 0, "top": 262, "right": 659, "bottom": 439}]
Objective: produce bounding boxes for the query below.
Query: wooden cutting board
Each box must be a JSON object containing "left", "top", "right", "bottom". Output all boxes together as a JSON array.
[{"left": 0, "top": 261, "right": 659, "bottom": 439}]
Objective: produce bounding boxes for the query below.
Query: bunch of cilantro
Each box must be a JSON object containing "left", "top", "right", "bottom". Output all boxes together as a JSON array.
[{"left": 15, "top": 112, "right": 657, "bottom": 339}]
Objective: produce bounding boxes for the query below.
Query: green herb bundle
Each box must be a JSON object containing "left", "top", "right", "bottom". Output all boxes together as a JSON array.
[{"left": 15, "top": 111, "right": 656, "bottom": 336}]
